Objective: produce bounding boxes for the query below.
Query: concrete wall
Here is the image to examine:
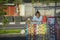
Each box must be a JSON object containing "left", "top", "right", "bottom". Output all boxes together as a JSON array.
[
  {"left": 24, "top": 3, "right": 60, "bottom": 17},
  {"left": 3, "top": 3, "right": 60, "bottom": 17},
  {"left": 25, "top": 3, "right": 35, "bottom": 17},
  {"left": 19, "top": 4, "right": 25, "bottom": 16}
]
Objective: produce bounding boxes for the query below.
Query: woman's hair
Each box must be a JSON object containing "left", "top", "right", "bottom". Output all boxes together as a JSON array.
[{"left": 35, "top": 10, "right": 40, "bottom": 16}]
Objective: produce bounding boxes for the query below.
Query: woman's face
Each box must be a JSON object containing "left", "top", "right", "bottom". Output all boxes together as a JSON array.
[{"left": 36, "top": 13, "right": 40, "bottom": 18}]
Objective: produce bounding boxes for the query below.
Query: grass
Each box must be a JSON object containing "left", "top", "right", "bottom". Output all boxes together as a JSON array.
[{"left": 0, "top": 29, "right": 21, "bottom": 34}]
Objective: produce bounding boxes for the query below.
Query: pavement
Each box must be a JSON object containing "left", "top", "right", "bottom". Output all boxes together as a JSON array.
[
  {"left": 0, "top": 33, "right": 26, "bottom": 37},
  {"left": 0, "top": 22, "right": 26, "bottom": 40},
  {"left": 0, "top": 36, "right": 26, "bottom": 40}
]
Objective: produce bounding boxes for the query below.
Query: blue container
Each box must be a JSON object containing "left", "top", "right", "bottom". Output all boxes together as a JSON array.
[{"left": 26, "top": 24, "right": 28, "bottom": 40}]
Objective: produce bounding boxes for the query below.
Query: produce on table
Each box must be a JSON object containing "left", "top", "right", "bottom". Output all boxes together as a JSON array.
[
  {"left": 36, "top": 24, "right": 47, "bottom": 34},
  {"left": 28, "top": 24, "right": 34, "bottom": 35}
]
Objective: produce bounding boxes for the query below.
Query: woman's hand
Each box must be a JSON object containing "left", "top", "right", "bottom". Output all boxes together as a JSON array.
[{"left": 32, "top": 20, "right": 38, "bottom": 22}]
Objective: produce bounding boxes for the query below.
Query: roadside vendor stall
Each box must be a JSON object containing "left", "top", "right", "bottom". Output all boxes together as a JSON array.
[
  {"left": 26, "top": 21, "right": 48, "bottom": 40},
  {"left": 26, "top": 16, "right": 57, "bottom": 40}
]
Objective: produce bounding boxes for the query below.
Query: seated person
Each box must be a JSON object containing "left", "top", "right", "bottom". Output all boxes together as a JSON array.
[{"left": 32, "top": 11, "right": 43, "bottom": 24}]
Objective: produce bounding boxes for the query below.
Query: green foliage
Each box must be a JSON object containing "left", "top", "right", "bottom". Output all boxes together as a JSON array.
[
  {"left": 0, "top": 0, "right": 8, "bottom": 5},
  {"left": 0, "top": 0, "right": 9, "bottom": 31},
  {"left": 31, "top": 0, "right": 60, "bottom": 3},
  {"left": 3, "top": 16, "right": 9, "bottom": 27},
  {"left": 32, "top": 0, "right": 35, "bottom": 4},
  {"left": 2, "top": 17, "right": 9, "bottom": 33},
  {"left": 13, "top": 0, "right": 23, "bottom": 4},
  {"left": 0, "top": 0, "right": 8, "bottom": 16},
  {"left": 0, "top": 11, "right": 6, "bottom": 16},
  {"left": 0, "top": 29, "right": 21, "bottom": 34}
]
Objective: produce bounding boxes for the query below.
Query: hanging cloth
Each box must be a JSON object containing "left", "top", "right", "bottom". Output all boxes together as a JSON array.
[{"left": 42, "top": 15, "right": 47, "bottom": 23}]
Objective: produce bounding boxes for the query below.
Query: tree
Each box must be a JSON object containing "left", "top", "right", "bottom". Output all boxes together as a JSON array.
[
  {"left": 0, "top": 0, "right": 8, "bottom": 16},
  {"left": 0, "top": 0, "right": 9, "bottom": 32},
  {"left": 3, "top": 16, "right": 9, "bottom": 31},
  {"left": 31, "top": 0, "right": 60, "bottom": 3}
]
